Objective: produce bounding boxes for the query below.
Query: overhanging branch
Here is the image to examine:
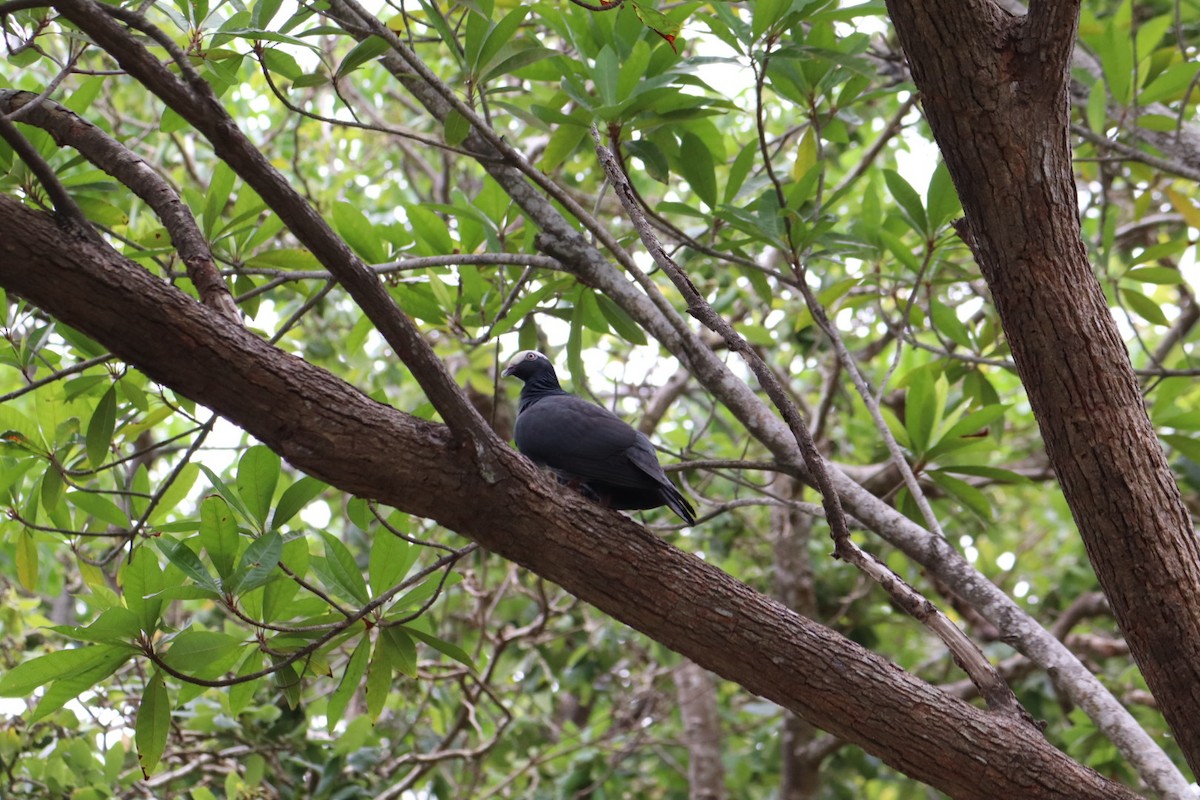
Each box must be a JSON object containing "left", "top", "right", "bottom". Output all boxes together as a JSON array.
[{"left": 0, "top": 194, "right": 1144, "bottom": 800}]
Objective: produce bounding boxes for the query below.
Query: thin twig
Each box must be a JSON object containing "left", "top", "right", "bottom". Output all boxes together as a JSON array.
[{"left": 145, "top": 543, "right": 479, "bottom": 687}]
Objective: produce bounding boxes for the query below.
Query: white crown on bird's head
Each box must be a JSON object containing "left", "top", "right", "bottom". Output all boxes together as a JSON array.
[{"left": 502, "top": 350, "right": 551, "bottom": 376}]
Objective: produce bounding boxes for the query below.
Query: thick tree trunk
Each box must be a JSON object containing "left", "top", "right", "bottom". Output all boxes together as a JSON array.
[
  {"left": 0, "top": 196, "right": 1146, "bottom": 800},
  {"left": 885, "top": 0, "right": 1200, "bottom": 775}
]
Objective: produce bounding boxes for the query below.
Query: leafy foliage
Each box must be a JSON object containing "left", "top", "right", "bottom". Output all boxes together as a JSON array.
[{"left": 0, "top": 0, "right": 1198, "bottom": 796}]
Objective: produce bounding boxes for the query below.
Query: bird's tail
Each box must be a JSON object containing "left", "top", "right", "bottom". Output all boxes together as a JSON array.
[{"left": 663, "top": 483, "right": 697, "bottom": 526}]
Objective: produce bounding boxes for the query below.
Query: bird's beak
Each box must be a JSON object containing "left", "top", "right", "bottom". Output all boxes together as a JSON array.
[{"left": 501, "top": 363, "right": 516, "bottom": 378}]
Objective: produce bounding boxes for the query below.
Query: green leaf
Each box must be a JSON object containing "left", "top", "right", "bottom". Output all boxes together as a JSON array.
[
  {"left": 198, "top": 464, "right": 258, "bottom": 525},
  {"left": 231, "top": 530, "right": 283, "bottom": 594},
  {"left": 0, "top": 644, "right": 128, "bottom": 696},
  {"left": 593, "top": 45, "right": 619, "bottom": 107},
  {"left": 1125, "top": 266, "right": 1182, "bottom": 285},
  {"left": 199, "top": 494, "right": 241, "bottom": 579},
  {"left": 63, "top": 76, "right": 104, "bottom": 116},
  {"left": 791, "top": 127, "right": 818, "bottom": 181},
  {"left": 594, "top": 293, "right": 648, "bottom": 345},
  {"left": 327, "top": 636, "right": 370, "bottom": 729},
  {"left": 390, "top": 571, "right": 461, "bottom": 614},
  {"left": 236, "top": 445, "right": 281, "bottom": 530},
  {"left": 39, "top": 462, "right": 64, "bottom": 514},
  {"left": 228, "top": 649, "right": 264, "bottom": 716},
  {"left": 383, "top": 628, "right": 417, "bottom": 678},
  {"left": 928, "top": 299, "right": 972, "bottom": 349},
  {"left": 928, "top": 470, "right": 993, "bottom": 521},
  {"left": 1162, "top": 433, "right": 1200, "bottom": 462},
  {"left": 444, "top": 108, "right": 471, "bottom": 147},
  {"left": 884, "top": 169, "right": 928, "bottom": 234},
  {"left": 1102, "top": 10, "right": 1134, "bottom": 104},
  {"left": 135, "top": 671, "right": 170, "bottom": 777},
  {"left": 271, "top": 475, "right": 326, "bottom": 531},
  {"left": 629, "top": 0, "right": 681, "bottom": 50},
  {"left": 260, "top": 47, "right": 301, "bottom": 80},
  {"left": 1086, "top": 84, "right": 1108, "bottom": 133},
  {"left": 723, "top": 139, "right": 757, "bottom": 202},
  {"left": 406, "top": 205, "right": 455, "bottom": 256},
  {"left": 292, "top": 71, "right": 330, "bottom": 89},
  {"left": 245, "top": 248, "right": 321, "bottom": 270},
  {"left": 369, "top": 532, "right": 417, "bottom": 594},
  {"left": 1133, "top": 15, "right": 1172, "bottom": 73},
  {"left": 333, "top": 201, "right": 387, "bottom": 264},
  {"left": 474, "top": 7, "right": 530, "bottom": 76},
  {"left": 50, "top": 607, "right": 142, "bottom": 645},
  {"left": 1139, "top": 61, "right": 1200, "bottom": 105},
  {"left": 252, "top": 0, "right": 285, "bottom": 28},
  {"left": 925, "top": 161, "right": 961, "bottom": 230},
  {"left": 1121, "top": 288, "right": 1169, "bottom": 326},
  {"left": 616, "top": 40, "right": 652, "bottom": 101},
  {"left": 122, "top": 546, "right": 165, "bottom": 633},
  {"left": 567, "top": 297, "right": 586, "bottom": 393},
  {"left": 575, "top": 288, "right": 609, "bottom": 335},
  {"left": 483, "top": 44, "right": 558, "bottom": 84},
  {"left": 540, "top": 124, "right": 588, "bottom": 171},
  {"left": 903, "top": 367, "right": 937, "bottom": 453},
  {"left": 203, "top": 162, "right": 237, "bottom": 239},
  {"left": 337, "top": 35, "right": 389, "bottom": 78},
  {"left": 264, "top": 538, "right": 308, "bottom": 621},
  {"left": 148, "top": 462, "right": 200, "bottom": 526},
  {"left": 679, "top": 132, "right": 718, "bottom": 208},
  {"left": 365, "top": 632, "right": 392, "bottom": 721},
  {"left": 940, "top": 464, "right": 1029, "bottom": 484},
  {"left": 31, "top": 646, "right": 131, "bottom": 722},
  {"left": 317, "top": 531, "right": 370, "bottom": 605},
  {"left": 405, "top": 625, "right": 476, "bottom": 671},
  {"left": 162, "top": 630, "right": 245, "bottom": 680},
  {"left": 85, "top": 385, "right": 117, "bottom": 469},
  {"left": 15, "top": 530, "right": 37, "bottom": 591},
  {"left": 939, "top": 404, "right": 1009, "bottom": 440},
  {"left": 273, "top": 660, "right": 301, "bottom": 709},
  {"left": 157, "top": 538, "right": 220, "bottom": 593}
]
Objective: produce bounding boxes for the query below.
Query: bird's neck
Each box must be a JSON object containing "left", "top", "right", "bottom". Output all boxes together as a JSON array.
[{"left": 518, "top": 373, "right": 567, "bottom": 411}]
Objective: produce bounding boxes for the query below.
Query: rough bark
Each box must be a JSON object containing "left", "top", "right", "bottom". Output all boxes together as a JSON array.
[
  {"left": 38, "top": 0, "right": 1180, "bottom": 786},
  {"left": 884, "top": 0, "right": 1200, "bottom": 776},
  {"left": 304, "top": 6, "right": 1186, "bottom": 791},
  {"left": 0, "top": 196, "right": 1146, "bottom": 800}
]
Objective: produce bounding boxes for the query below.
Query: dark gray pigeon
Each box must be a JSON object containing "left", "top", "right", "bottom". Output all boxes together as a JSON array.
[{"left": 502, "top": 350, "right": 697, "bottom": 525}]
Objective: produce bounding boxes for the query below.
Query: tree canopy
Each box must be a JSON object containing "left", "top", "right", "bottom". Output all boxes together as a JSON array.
[{"left": 1, "top": 0, "right": 1199, "bottom": 797}]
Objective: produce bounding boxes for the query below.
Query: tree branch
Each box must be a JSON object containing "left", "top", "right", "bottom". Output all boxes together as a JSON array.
[
  {"left": 0, "top": 88, "right": 239, "bottom": 320},
  {"left": 306, "top": 1, "right": 1190, "bottom": 786},
  {"left": 52, "top": 0, "right": 495, "bottom": 446},
  {"left": 0, "top": 193, "right": 1146, "bottom": 800}
]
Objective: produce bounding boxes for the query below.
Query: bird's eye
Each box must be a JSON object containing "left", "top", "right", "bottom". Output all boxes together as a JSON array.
[{"left": 526, "top": 352, "right": 536, "bottom": 360}]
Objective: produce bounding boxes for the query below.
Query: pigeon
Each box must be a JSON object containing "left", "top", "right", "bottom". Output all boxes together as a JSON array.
[{"left": 502, "top": 350, "right": 697, "bottom": 525}]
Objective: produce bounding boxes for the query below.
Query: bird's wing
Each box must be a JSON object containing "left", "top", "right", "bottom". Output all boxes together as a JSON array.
[
  {"left": 625, "top": 432, "right": 675, "bottom": 488},
  {"left": 515, "top": 396, "right": 650, "bottom": 487},
  {"left": 626, "top": 434, "right": 697, "bottom": 524}
]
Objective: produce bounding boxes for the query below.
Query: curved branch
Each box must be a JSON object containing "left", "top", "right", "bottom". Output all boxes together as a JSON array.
[
  {"left": 53, "top": 0, "right": 495, "bottom": 445},
  {"left": 0, "top": 89, "right": 239, "bottom": 320},
  {"left": 0, "top": 193, "right": 1145, "bottom": 800},
  {"left": 305, "top": 0, "right": 1189, "bottom": 787}
]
